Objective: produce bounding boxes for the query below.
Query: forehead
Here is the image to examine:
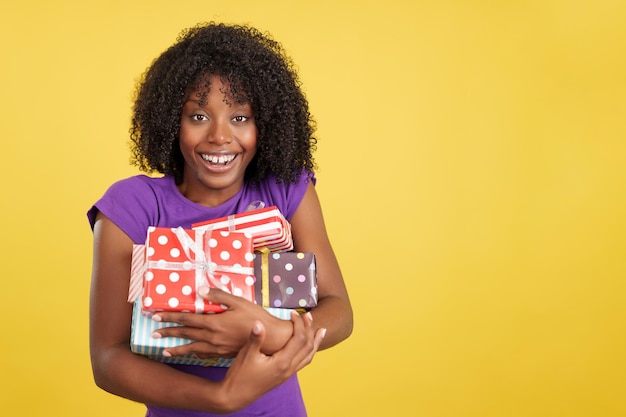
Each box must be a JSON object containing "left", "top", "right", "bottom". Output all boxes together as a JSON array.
[{"left": 187, "top": 73, "right": 250, "bottom": 104}]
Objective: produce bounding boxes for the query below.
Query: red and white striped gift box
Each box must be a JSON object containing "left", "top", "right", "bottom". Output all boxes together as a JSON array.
[
  {"left": 192, "top": 206, "right": 293, "bottom": 252},
  {"left": 127, "top": 244, "right": 146, "bottom": 303}
]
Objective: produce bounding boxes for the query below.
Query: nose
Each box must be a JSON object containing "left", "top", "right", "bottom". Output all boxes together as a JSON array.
[{"left": 208, "top": 119, "right": 232, "bottom": 144}]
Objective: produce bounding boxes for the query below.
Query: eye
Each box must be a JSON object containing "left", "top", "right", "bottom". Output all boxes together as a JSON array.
[
  {"left": 191, "top": 114, "right": 208, "bottom": 122},
  {"left": 232, "top": 115, "right": 249, "bottom": 123}
]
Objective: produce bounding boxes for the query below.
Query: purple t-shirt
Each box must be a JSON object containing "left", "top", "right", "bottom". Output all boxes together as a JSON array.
[{"left": 88, "top": 173, "right": 314, "bottom": 417}]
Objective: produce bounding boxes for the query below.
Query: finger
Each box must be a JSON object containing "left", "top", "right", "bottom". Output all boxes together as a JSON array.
[
  {"left": 151, "top": 311, "right": 211, "bottom": 327},
  {"left": 271, "top": 311, "right": 315, "bottom": 367},
  {"left": 198, "top": 286, "right": 244, "bottom": 309},
  {"left": 291, "top": 312, "right": 325, "bottom": 370},
  {"left": 161, "top": 341, "right": 235, "bottom": 359},
  {"left": 294, "top": 327, "right": 326, "bottom": 371},
  {"left": 152, "top": 287, "right": 250, "bottom": 324},
  {"left": 161, "top": 341, "right": 208, "bottom": 358},
  {"left": 234, "top": 321, "right": 266, "bottom": 360},
  {"left": 151, "top": 322, "right": 211, "bottom": 340},
  {"left": 219, "top": 322, "right": 272, "bottom": 406}
]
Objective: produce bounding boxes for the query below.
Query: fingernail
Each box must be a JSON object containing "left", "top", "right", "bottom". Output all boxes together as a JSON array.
[
  {"left": 162, "top": 351, "right": 172, "bottom": 357},
  {"left": 306, "top": 312, "right": 313, "bottom": 321},
  {"left": 152, "top": 314, "right": 162, "bottom": 322},
  {"left": 321, "top": 328, "right": 327, "bottom": 339},
  {"left": 151, "top": 332, "right": 161, "bottom": 339},
  {"left": 198, "top": 286, "right": 210, "bottom": 297}
]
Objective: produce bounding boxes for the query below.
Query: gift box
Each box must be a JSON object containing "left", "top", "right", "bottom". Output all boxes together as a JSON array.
[
  {"left": 192, "top": 206, "right": 293, "bottom": 252},
  {"left": 141, "top": 226, "right": 255, "bottom": 314},
  {"left": 127, "top": 244, "right": 145, "bottom": 303},
  {"left": 131, "top": 298, "right": 297, "bottom": 367},
  {"left": 254, "top": 251, "right": 318, "bottom": 309}
]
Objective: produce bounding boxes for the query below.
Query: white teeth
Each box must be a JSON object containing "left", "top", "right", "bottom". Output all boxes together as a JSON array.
[{"left": 202, "top": 154, "right": 235, "bottom": 164}]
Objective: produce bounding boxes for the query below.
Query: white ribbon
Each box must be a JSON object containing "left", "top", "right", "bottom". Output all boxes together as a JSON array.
[{"left": 147, "top": 227, "right": 253, "bottom": 313}]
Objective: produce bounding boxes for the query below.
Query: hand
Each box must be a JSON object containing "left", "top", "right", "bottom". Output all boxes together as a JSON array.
[
  {"left": 152, "top": 287, "right": 292, "bottom": 359},
  {"left": 217, "top": 311, "right": 326, "bottom": 412}
]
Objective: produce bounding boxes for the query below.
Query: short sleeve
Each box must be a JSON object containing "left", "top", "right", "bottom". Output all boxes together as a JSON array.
[
  {"left": 259, "top": 171, "right": 315, "bottom": 221},
  {"left": 87, "top": 176, "right": 160, "bottom": 244}
]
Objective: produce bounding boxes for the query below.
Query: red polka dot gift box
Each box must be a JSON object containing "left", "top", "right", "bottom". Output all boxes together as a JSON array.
[
  {"left": 254, "top": 251, "right": 318, "bottom": 310},
  {"left": 138, "top": 226, "right": 255, "bottom": 314},
  {"left": 191, "top": 206, "right": 293, "bottom": 252}
]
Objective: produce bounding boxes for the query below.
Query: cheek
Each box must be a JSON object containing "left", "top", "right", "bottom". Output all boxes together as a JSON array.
[
  {"left": 178, "top": 126, "right": 199, "bottom": 150},
  {"left": 178, "top": 141, "right": 198, "bottom": 165},
  {"left": 241, "top": 127, "right": 258, "bottom": 152},
  {"left": 178, "top": 136, "right": 191, "bottom": 154}
]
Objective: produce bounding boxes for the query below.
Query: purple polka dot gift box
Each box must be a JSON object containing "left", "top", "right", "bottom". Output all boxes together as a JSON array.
[
  {"left": 192, "top": 206, "right": 293, "bottom": 252},
  {"left": 253, "top": 251, "right": 318, "bottom": 309},
  {"left": 138, "top": 226, "right": 256, "bottom": 314}
]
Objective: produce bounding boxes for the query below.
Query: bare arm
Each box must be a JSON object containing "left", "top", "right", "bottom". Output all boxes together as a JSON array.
[
  {"left": 289, "top": 183, "right": 353, "bottom": 349},
  {"left": 89, "top": 212, "right": 323, "bottom": 413}
]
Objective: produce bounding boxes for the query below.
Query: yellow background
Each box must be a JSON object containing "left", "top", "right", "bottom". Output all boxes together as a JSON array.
[{"left": 1, "top": 1, "right": 625, "bottom": 416}]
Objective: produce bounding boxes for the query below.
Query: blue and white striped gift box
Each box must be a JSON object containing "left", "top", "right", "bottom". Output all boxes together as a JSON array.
[{"left": 130, "top": 299, "right": 296, "bottom": 367}]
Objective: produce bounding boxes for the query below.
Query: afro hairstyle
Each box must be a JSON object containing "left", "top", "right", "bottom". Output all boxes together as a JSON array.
[{"left": 129, "top": 22, "right": 317, "bottom": 184}]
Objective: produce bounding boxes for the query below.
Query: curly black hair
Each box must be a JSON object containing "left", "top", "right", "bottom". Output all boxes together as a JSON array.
[{"left": 129, "top": 22, "right": 317, "bottom": 184}]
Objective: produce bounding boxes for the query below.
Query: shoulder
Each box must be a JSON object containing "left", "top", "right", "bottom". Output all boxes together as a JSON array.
[
  {"left": 106, "top": 174, "right": 171, "bottom": 194},
  {"left": 87, "top": 175, "right": 174, "bottom": 243},
  {"left": 96, "top": 175, "right": 172, "bottom": 211},
  {"left": 249, "top": 171, "right": 316, "bottom": 220}
]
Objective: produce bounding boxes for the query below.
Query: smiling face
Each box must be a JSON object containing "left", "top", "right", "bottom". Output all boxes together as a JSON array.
[{"left": 177, "top": 75, "right": 258, "bottom": 206}]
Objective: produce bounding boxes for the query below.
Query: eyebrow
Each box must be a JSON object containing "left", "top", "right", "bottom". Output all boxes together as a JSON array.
[{"left": 183, "top": 98, "right": 252, "bottom": 108}]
